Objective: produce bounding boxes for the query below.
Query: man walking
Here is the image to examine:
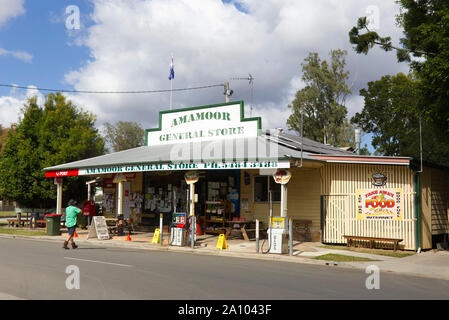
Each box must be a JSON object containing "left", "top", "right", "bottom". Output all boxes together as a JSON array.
[{"left": 63, "top": 199, "right": 81, "bottom": 250}]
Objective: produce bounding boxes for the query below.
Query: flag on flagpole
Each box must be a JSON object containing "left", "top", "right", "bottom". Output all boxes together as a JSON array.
[{"left": 168, "top": 57, "right": 174, "bottom": 80}]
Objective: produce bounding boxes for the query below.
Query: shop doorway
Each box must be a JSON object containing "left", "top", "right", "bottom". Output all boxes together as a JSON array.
[{"left": 140, "top": 170, "right": 240, "bottom": 234}]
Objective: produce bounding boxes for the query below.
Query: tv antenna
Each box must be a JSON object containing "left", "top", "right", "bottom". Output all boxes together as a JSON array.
[{"left": 231, "top": 74, "right": 254, "bottom": 117}]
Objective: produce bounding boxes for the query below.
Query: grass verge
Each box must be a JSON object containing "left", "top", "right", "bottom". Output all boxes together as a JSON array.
[
  {"left": 320, "top": 245, "right": 415, "bottom": 258},
  {"left": 314, "top": 253, "right": 379, "bottom": 262},
  {"left": 0, "top": 228, "right": 46, "bottom": 236},
  {"left": 0, "top": 211, "right": 16, "bottom": 217}
]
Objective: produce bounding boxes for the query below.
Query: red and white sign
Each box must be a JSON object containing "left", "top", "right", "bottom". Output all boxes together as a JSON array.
[
  {"left": 45, "top": 170, "right": 79, "bottom": 178},
  {"left": 357, "top": 188, "right": 402, "bottom": 220},
  {"left": 273, "top": 169, "right": 292, "bottom": 185}
]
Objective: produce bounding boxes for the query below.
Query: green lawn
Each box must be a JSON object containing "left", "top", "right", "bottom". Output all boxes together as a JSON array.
[
  {"left": 314, "top": 253, "right": 379, "bottom": 262},
  {"left": 320, "top": 245, "right": 415, "bottom": 258},
  {"left": 0, "top": 211, "right": 16, "bottom": 217},
  {"left": 0, "top": 228, "right": 46, "bottom": 236}
]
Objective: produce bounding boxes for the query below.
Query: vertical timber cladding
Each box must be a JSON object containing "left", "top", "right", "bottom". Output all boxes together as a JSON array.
[
  {"left": 239, "top": 167, "right": 321, "bottom": 231},
  {"left": 429, "top": 167, "right": 449, "bottom": 236},
  {"left": 321, "top": 163, "right": 416, "bottom": 250}
]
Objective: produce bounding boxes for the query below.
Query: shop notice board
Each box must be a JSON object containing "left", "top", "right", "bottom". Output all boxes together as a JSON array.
[{"left": 87, "top": 216, "right": 110, "bottom": 240}]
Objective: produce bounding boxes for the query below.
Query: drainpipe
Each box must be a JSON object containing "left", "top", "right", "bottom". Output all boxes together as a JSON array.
[{"left": 414, "top": 172, "right": 422, "bottom": 253}]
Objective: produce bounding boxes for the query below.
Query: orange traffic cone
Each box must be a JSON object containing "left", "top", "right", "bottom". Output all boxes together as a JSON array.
[
  {"left": 74, "top": 231, "right": 78, "bottom": 238},
  {"left": 126, "top": 232, "right": 131, "bottom": 241}
]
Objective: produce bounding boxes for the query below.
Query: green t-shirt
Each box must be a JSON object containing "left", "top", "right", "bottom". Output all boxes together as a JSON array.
[{"left": 65, "top": 205, "right": 81, "bottom": 228}]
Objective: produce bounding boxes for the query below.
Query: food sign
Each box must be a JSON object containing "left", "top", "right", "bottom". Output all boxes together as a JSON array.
[{"left": 357, "top": 188, "right": 402, "bottom": 220}]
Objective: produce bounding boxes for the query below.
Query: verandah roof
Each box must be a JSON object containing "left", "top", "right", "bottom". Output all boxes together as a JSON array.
[
  {"left": 44, "top": 136, "right": 316, "bottom": 172},
  {"left": 44, "top": 132, "right": 411, "bottom": 174}
]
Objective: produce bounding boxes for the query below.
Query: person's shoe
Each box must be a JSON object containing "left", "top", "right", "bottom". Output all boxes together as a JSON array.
[
  {"left": 71, "top": 242, "right": 78, "bottom": 249},
  {"left": 62, "top": 241, "right": 69, "bottom": 250}
]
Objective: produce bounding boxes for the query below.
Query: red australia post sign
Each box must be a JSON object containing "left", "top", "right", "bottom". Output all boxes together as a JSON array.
[
  {"left": 45, "top": 170, "right": 79, "bottom": 178},
  {"left": 356, "top": 188, "right": 402, "bottom": 220}
]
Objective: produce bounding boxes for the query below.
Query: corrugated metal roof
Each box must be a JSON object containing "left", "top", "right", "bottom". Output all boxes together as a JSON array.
[
  {"left": 263, "top": 130, "right": 355, "bottom": 155},
  {"left": 45, "top": 129, "right": 413, "bottom": 172},
  {"left": 44, "top": 136, "right": 318, "bottom": 171}
]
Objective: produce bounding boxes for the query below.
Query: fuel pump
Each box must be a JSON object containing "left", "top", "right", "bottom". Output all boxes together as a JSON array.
[
  {"left": 267, "top": 169, "right": 292, "bottom": 254},
  {"left": 267, "top": 216, "right": 289, "bottom": 254},
  {"left": 170, "top": 188, "right": 187, "bottom": 246},
  {"left": 170, "top": 213, "right": 187, "bottom": 246}
]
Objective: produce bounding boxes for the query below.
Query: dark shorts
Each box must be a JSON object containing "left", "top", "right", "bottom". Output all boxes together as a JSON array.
[{"left": 68, "top": 226, "right": 77, "bottom": 236}]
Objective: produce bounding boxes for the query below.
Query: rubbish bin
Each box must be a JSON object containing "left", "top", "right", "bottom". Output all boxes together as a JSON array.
[{"left": 46, "top": 214, "right": 62, "bottom": 236}]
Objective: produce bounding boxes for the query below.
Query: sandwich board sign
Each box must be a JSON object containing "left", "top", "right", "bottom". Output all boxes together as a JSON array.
[
  {"left": 87, "top": 216, "right": 110, "bottom": 240},
  {"left": 216, "top": 234, "right": 228, "bottom": 250}
]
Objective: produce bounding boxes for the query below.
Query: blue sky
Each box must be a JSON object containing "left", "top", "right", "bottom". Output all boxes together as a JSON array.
[
  {"left": 0, "top": 0, "right": 92, "bottom": 94},
  {"left": 0, "top": 0, "right": 409, "bottom": 154}
]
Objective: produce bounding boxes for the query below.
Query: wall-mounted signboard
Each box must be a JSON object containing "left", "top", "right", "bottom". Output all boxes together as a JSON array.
[
  {"left": 146, "top": 101, "right": 261, "bottom": 146},
  {"left": 356, "top": 188, "right": 402, "bottom": 220}
]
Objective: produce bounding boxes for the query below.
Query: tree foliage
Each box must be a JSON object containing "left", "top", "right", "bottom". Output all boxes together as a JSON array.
[
  {"left": 351, "top": 73, "right": 449, "bottom": 165},
  {"left": 0, "top": 93, "right": 105, "bottom": 208},
  {"left": 349, "top": 0, "right": 449, "bottom": 164},
  {"left": 0, "top": 125, "right": 14, "bottom": 155},
  {"left": 287, "top": 50, "right": 353, "bottom": 147},
  {"left": 103, "top": 121, "right": 145, "bottom": 152}
]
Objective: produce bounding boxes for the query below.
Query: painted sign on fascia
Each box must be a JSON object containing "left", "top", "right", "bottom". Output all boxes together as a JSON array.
[
  {"left": 146, "top": 102, "right": 260, "bottom": 146},
  {"left": 78, "top": 160, "right": 290, "bottom": 176},
  {"left": 356, "top": 188, "right": 402, "bottom": 220}
]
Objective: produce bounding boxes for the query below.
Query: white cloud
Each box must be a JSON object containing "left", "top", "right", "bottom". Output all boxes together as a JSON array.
[
  {"left": 1, "top": 0, "right": 410, "bottom": 135},
  {"left": 0, "top": 47, "right": 33, "bottom": 63},
  {"left": 0, "top": 85, "right": 44, "bottom": 127},
  {"left": 0, "top": 1, "right": 32, "bottom": 63},
  {"left": 0, "top": 0, "right": 25, "bottom": 26},
  {"left": 62, "top": 0, "right": 409, "bottom": 132}
]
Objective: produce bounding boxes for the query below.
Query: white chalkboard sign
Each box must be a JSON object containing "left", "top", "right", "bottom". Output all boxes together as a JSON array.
[{"left": 87, "top": 216, "right": 110, "bottom": 240}]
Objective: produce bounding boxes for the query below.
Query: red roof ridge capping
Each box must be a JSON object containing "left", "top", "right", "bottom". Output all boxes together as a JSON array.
[{"left": 310, "top": 154, "right": 410, "bottom": 165}]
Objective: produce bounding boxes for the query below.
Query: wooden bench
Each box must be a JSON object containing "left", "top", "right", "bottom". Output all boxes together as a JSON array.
[
  {"left": 36, "top": 220, "right": 46, "bottom": 228},
  {"left": 7, "top": 219, "right": 28, "bottom": 228},
  {"left": 343, "top": 235, "right": 403, "bottom": 251}
]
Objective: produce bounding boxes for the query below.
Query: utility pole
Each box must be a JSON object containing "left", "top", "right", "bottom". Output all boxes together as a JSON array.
[{"left": 355, "top": 128, "right": 362, "bottom": 155}]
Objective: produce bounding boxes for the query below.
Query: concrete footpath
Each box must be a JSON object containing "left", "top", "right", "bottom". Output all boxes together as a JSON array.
[{"left": 1, "top": 228, "right": 449, "bottom": 281}]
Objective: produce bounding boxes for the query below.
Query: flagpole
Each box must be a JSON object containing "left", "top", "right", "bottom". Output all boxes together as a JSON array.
[
  {"left": 170, "top": 78, "right": 173, "bottom": 110},
  {"left": 169, "top": 54, "right": 174, "bottom": 110}
]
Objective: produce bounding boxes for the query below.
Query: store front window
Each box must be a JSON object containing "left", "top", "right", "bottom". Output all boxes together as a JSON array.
[{"left": 254, "top": 176, "right": 281, "bottom": 202}]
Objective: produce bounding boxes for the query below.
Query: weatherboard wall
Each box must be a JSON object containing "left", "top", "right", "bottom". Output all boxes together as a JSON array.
[
  {"left": 320, "top": 163, "right": 416, "bottom": 250},
  {"left": 239, "top": 167, "right": 321, "bottom": 234}
]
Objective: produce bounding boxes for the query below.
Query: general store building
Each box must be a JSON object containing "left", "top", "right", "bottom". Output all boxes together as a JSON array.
[{"left": 44, "top": 101, "right": 449, "bottom": 251}]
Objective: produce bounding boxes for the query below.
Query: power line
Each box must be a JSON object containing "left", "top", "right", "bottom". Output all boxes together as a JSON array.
[{"left": 0, "top": 83, "right": 225, "bottom": 94}]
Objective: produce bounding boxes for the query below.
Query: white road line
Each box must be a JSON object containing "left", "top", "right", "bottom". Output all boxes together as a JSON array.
[
  {"left": 0, "top": 292, "right": 24, "bottom": 300},
  {"left": 64, "top": 257, "right": 133, "bottom": 268}
]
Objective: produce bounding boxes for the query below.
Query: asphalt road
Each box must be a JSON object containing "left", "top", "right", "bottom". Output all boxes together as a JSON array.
[{"left": 1, "top": 237, "right": 449, "bottom": 300}]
